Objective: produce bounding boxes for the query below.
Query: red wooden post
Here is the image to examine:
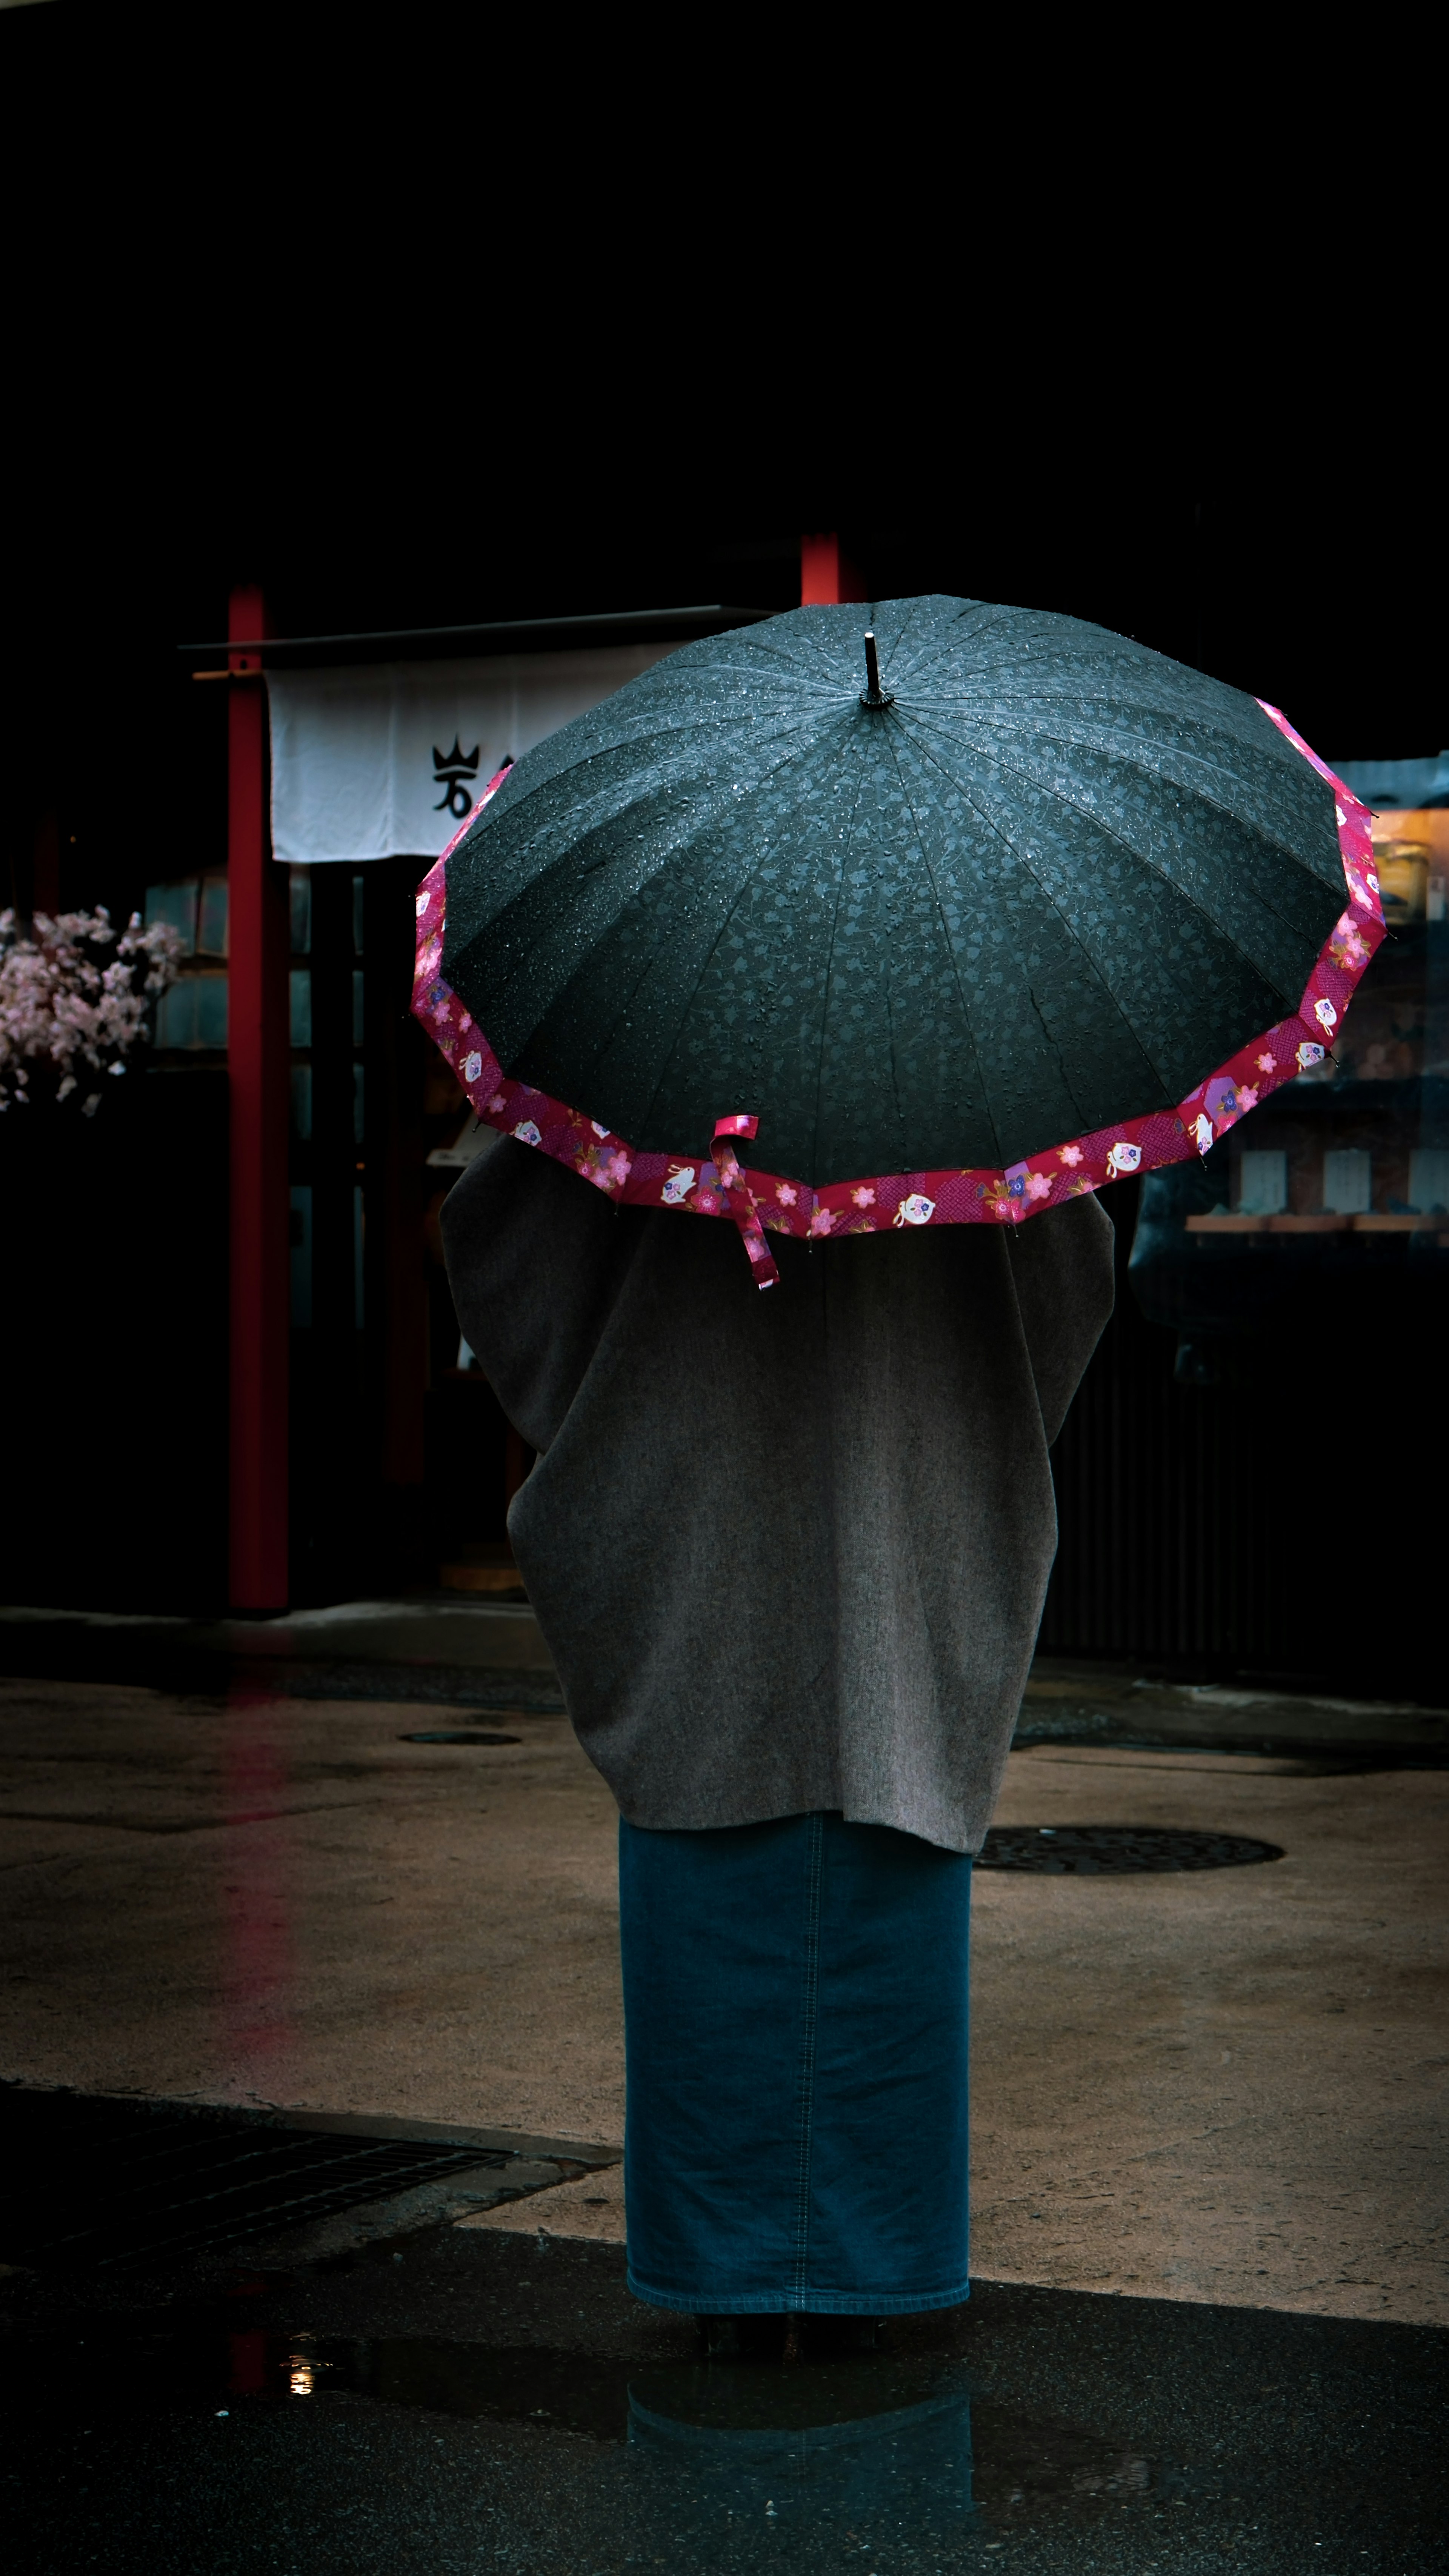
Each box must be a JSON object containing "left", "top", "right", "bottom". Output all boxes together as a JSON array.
[
  {"left": 801, "top": 533, "right": 843, "bottom": 606},
  {"left": 227, "top": 584, "right": 290, "bottom": 1610},
  {"left": 800, "top": 534, "right": 867, "bottom": 608}
]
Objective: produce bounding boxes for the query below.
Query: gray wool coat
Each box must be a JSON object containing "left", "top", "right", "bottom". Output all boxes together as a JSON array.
[{"left": 442, "top": 1141, "right": 1115, "bottom": 1855}]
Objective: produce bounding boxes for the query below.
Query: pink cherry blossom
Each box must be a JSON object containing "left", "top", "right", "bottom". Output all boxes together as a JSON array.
[
  {"left": 1058, "top": 1143, "right": 1083, "bottom": 1166},
  {"left": 776, "top": 1182, "right": 798, "bottom": 1206},
  {"left": 1236, "top": 1085, "right": 1258, "bottom": 1112},
  {"left": 0, "top": 908, "right": 183, "bottom": 1111},
  {"left": 851, "top": 1185, "right": 876, "bottom": 1207},
  {"left": 808, "top": 1207, "right": 837, "bottom": 1236},
  {"left": 1024, "top": 1170, "right": 1052, "bottom": 1201},
  {"left": 1256, "top": 1053, "right": 1275, "bottom": 1073}
]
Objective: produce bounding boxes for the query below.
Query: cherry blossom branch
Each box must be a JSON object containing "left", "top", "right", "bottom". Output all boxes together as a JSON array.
[{"left": 0, "top": 908, "right": 186, "bottom": 1114}]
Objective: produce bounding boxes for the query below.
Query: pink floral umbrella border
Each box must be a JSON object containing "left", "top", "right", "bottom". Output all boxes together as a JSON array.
[{"left": 412, "top": 705, "right": 1384, "bottom": 1290}]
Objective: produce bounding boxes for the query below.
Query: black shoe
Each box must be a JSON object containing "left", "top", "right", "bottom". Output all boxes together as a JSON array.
[
  {"left": 695, "top": 2313, "right": 788, "bottom": 2360},
  {"left": 799, "top": 2314, "right": 884, "bottom": 2357}
]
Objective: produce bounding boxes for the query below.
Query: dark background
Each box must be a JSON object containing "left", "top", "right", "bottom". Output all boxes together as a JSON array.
[{"left": 2, "top": 1, "right": 1441, "bottom": 1686}]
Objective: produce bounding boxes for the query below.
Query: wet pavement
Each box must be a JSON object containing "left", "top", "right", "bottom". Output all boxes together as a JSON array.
[
  {"left": 4, "top": 1667, "right": 1444, "bottom": 2321},
  {"left": 2, "top": 1625, "right": 1445, "bottom": 2565},
  {"left": 5, "top": 2223, "right": 1442, "bottom": 2572}
]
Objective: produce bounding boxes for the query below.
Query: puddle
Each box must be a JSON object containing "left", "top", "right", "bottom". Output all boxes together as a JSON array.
[{"left": 6, "top": 2316, "right": 1159, "bottom": 2534}]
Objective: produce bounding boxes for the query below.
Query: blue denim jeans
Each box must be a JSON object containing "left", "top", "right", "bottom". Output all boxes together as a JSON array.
[{"left": 620, "top": 1810, "right": 971, "bottom": 2315}]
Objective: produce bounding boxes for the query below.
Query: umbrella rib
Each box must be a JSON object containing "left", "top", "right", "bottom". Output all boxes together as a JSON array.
[
  {"left": 486, "top": 708, "right": 834, "bottom": 934},
  {"left": 881, "top": 732, "right": 1011, "bottom": 1163},
  {"left": 676, "top": 629, "right": 852, "bottom": 689},
  {"left": 896, "top": 714, "right": 1325, "bottom": 993},
  {"left": 506, "top": 705, "right": 829, "bottom": 811},
  {"left": 488, "top": 723, "right": 829, "bottom": 1076},
  {"left": 663, "top": 656, "right": 850, "bottom": 704},
  {"left": 880, "top": 599, "right": 1020, "bottom": 691},
  {"left": 896, "top": 609, "right": 1198, "bottom": 697},
  {"left": 894, "top": 723, "right": 1180, "bottom": 1109},
  {"left": 903, "top": 704, "right": 1338, "bottom": 923},
  {"left": 628, "top": 729, "right": 846, "bottom": 1151},
  {"left": 808, "top": 742, "right": 870, "bottom": 1188}
]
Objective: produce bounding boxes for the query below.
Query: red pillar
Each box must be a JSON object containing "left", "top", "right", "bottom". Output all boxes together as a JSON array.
[
  {"left": 801, "top": 533, "right": 843, "bottom": 606},
  {"left": 227, "top": 584, "right": 290, "bottom": 1610},
  {"left": 801, "top": 534, "right": 868, "bottom": 608}
]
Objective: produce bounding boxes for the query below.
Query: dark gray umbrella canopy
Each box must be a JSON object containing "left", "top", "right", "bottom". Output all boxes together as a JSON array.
[{"left": 441, "top": 597, "right": 1346, "bottom": 1184}]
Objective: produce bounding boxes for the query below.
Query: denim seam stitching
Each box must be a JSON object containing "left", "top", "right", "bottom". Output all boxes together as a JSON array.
[{"left": 791, "top": 1810, "right": 825, "bottom": 2308}]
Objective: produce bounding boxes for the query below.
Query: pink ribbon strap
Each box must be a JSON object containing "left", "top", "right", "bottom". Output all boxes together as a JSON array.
[{"left": 711, "top": 1115, "right": 780, "bottom": 1290}]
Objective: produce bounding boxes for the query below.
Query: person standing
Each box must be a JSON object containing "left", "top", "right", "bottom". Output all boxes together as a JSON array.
[{"left": 443, "top": 1136, "right": 1114, "bottom": 2354}]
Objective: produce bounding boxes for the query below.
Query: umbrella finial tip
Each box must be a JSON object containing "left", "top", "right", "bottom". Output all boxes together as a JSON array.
[{"left": 860, "top": 631, "right": 894, "bottom": 711}]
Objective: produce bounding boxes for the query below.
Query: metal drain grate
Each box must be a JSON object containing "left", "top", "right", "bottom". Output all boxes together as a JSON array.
[
  {"left": 978, "top": 1826, "right": 1283, "bottom": 1874},
  {"left": 0, "top": 2090, "right": 509, "bottom": 2272}
]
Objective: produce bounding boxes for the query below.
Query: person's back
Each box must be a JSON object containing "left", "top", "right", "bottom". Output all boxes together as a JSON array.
[{"left": 444, "top": 1140, "right": 1114, "bottom": 2347}]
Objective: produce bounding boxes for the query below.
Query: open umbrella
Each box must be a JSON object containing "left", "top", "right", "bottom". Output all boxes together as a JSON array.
[{"left": 413, "top": 598, "right": 1382, "bottom": 1285}]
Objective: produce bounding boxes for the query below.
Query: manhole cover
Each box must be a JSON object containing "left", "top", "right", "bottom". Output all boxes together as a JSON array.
[
  {"left": 400, "top": 1731, "right": 520, "bottom": 1746},
  {"left": 978, "top": 1827, "right": 1282, "bottom": 1873}
]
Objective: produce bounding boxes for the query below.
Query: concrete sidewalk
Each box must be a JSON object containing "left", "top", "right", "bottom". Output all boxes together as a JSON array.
[{"left": 1, "top": 1673, "right": 1443, "bottom": 2325}]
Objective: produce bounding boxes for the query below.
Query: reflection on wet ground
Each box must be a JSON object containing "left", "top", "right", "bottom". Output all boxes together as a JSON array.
[
  {"left": 5, "top": 2233, "right": 1442, "bottom": 2573},
  {"left": 7, "top": 2315, "right": 1147, "bottom": 2525}
]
